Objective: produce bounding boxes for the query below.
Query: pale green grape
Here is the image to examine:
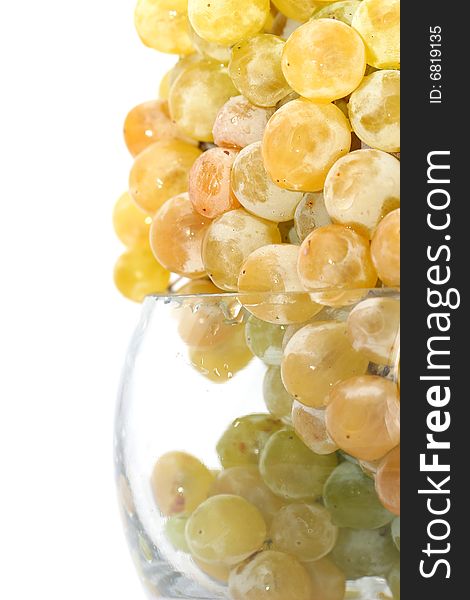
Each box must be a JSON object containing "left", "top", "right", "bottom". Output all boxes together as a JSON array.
[
  {"left": 388, "top": 561, "right": 400, "bottom": 600},
  {"left": 294, "top": 192, "right": 331, "bottom": 242},
  {"left": 331, "top": 527, "right": 399, "bottom": 579},
  {"left": 229, "top": 550, "right": 314, "bottom": 600},
  {"left": 391, "top": 517, "right": 400, "bottom": 551},
  {"left": 263, "top": 366, "right": 293, "bottom": 421},
  {"left": 311, "top": 1, "right": 362, "bottom": 26},
  {"left": 259, "top": 428, "right": 338, "bottom": 500},
  {"left": 270, "top": 502, "right": 338, "bottom": 561},
  {"left": 164, "top": 517, "right": 190, "bottom": 552},
  {"left": 185, "top": 494, "right": 266, "bottom": 564},
  {"left": 323, "top": 461, "right": 394, "bottom": 529},
  {"left": 216, "top": 414, "right": 283, "bottom": 468},
  {"left": 245, "top": 316, "right": 287, "bottom": 366}
]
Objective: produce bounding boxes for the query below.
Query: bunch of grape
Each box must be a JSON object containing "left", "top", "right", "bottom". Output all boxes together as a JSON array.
[{"left": 113, "top": 0, "right": 400, "bottom": 597}]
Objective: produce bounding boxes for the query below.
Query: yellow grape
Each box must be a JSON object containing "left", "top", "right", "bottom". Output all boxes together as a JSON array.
[
  {"left": 303, "top": 557, "right": 346, "bottom": 600},
  {"left": 114, "top": 247, "right": 170, "bottom": 302},
  {"left": 229, "top": 550, "right": 314, "bottom": 600},
  {"left": 272, "top": 0, "right": 327, "bottom": 22},
  {"left": 325, "top": 375, "right": 400, "bottom": 461},
  {"left": 324, "top": 150, "right": 400, "bottom": 238},
  {"left": 149, "top": 192, "right": 211, "bottom": 278},
  {"left": 281, "top": 321, "right": 369, "bottom": 408},
  {"left": 229, "top": 34, "right": 292, "bottom": 108},
  {"left": 371, "top": 208, "right": 400, "bottom": 287},
  {"left": 213, "top": 96, "right": 275, "bottom": 150},
  {"left": 193, "top": 558, "right": 231, "bottom": 582},
  {"left": 262, "top": 99, "right": 351, "bottom": 192},
  {"left": 188, "top": 0, "right": 270, "bottom": 46},
  {"left": 185, "top": 494, "right": 266, "bottom": 564},
  {"left": 134, "top": 0, "right": 193, "bottom": 55},
  {"left": 297, "top": 224, "right": 378, "bottom": 292},
  {"left": 349, "top": 70, "right": 401, "bottom": 153},
  {"left": 238, "top": 244, "right": 323, "bottom": 324},
  {"left": 352, "top": 0, "right": 400, "bottom": 69},
  {"left": 376, "top": 445, "right": 400, "bottom": 516},
  {"left": 129, "top": 140, "right": 202, "bottom": 214},
  {"left": 311, "top": 1, "right": 362, "bottom": 26},
  {"left": 151, "top": 451, "right": 215, "bottom": 517},
  {"left": 112, "top": 192, "right": 152, "bottom": 248},
  {"left": 282, "top": 19, "right": 366, "bottom": 102},
  {"left": 158, "top": 68, "right": 172, "bottom": 100},
  {"left": 189, "top": 147, "right": 240, "bottom": 219},
  {"left": 189, "top": 27, "right": 231, "bottom": 64},
  {"left": 202, "top": 209, "right": 281, "bottom": 291},
  {"left": 291, "top": 400, "right": 338, "bottom": 454},
  {"left": 347, "top": 296, "right": 400, "bottom": 365},
  {"left": 231, "top": 142, "right": 303, "bottom": 223},
  {"left": 169, "top": 59, "right": 238, "bottom": 143}
]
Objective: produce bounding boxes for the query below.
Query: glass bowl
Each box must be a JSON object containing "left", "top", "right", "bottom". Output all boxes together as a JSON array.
[{"left": 115, "top": 290, "right": 400, "bottom": 600}]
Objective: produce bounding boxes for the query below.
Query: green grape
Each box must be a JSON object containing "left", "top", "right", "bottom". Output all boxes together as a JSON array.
[
  {"left": 270, "top": 503, "right": 338, "bottom": 561},
  {"left": 294, "top": 192, "right": 331, "bottom": 243},
  {"left": 229, "top": 550, "right": 314, "bottom": 600},
  {"left": 211, "top": 465, "right": 285, "bottom": 525},
  {"left": 391, "top": 517, "right": 400, "bottom": 551},
  {"left": 229, "top": 34, "right": 291, "bottom": 108},
  {"left": 291, "top": 401, "right": 338, "bottom": 455},
  {"left": 185, "top": 494, "right": 266, "bottom": 564},
  {"left": 164, "top": 517, "right": 190, "bottom": 552},
  {"left": 259, "top": 428, "right": 338, "bottom": 500},
  {"left": 311, "top": 1, "right": 362, "bottom": 26},
  {"left": 331, "top": 527, "right": 399, "bottom": 579},
  {"left": 303, "top": 557, "right": 346, "bottom": 600},
  {"left": 216, "top": 414, "right": 284, "bottom": 468},
  {"left": 323, "top": 461, "right": 394, "bottom": 529},
  {"left": 151, "top": 451, "right": 215, "bottom": 517},
  {"left": 388, "top": 561, "right": 401, "bottom": 600},
  {"left": 245, "top": 316, "right": 287, "bottom": 365},
  {"left": 263, "top": 366, "right": 293, "bottom": 421},
  {"left": 194, "top": 558, "right": 231, "bottom": 582}
]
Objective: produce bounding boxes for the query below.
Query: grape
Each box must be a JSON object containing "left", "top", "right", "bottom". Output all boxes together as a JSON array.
[
  {"left": 245, "top": 316, "right": 286, "bottom": 365},
  {"left": 281, "top": 321, "right": 369, "bottom": 408},
  {"left": 164, "top": 517, "right": 190, "bottom": 552},
  {"left": 297, "top": 224, "right": 378, "bottom": 294},
  {"left": 213, "top": 97, "right": 275, "bottom": 150},
  {"left": 129, "top": 139, "right": 202, "bottom": 214},
  {"left": 371, "top": 208, "right": 400, "bottom": 287},
  {"left": 311, "top": 1, "right": 362, "bottom": 26},
  {"left": 112, "top": 192, "right": 152, "bottom": 248},
  {"left": 158, "top": 68, "right": 172, "bottom": 100},
  {"left": 211, "top": 465, "right": 285, "bottom": 525},
  {"left": 324, "top": 150, "right": 400, "bottom": 238},
  {"left": 169, "top": 52, "right": 203, "bottom": 86},
  {"left": 193, "top": 558, "right": 231, "bottom": 582},
  {"left": 269, "top": 502, "right": 338, "bottom": 561},
  {"left": 231, "top": 142, "right": 303, "bottom": 223},
  {"left": 291, "top": 400, "right": 338, "bottom": 455},
  {"left": 347, "top": 297, "right": 400, "bottom": 365},
  {"left": 325, "top": 375, "right": 400, "bottom": 461},
  {"left": 282, "top": 19, "right": 366, "bottom": 103},
  {"left": 202, "top": 209, "right": 281, "bottom": 291},
  {"left": 303, "top": 557, "right": 346, "bottom": 600},
  {"left": 278, "top": 220, "right": 300, "bottom": 245},
  {"left": 149, "top": 192, "right": 211, "bottom": 278},
  {"left": 134, "top": 0, "right": 193, "bottom": 55},
  {"left": 376, "top": 445, "right": 400, "bottom": 516},
  {"left": 331, "top": 527, "right": 399, "bottom": 579},
  {"left": 114, "top": 247, "right": 170, "bottom": 302},
  {"left": 323, "top": 461, "right": 394, "bottom": 529},
  {"left": 294, "top": 192, "right": 331, "bottom": 242},
  {"left": 169, "top": 59, "right": 238, "bottom": 143},
  {"left": 352, "top": 0, "right": 400, "bottom": 69},
  {"left": 189, "top": 323, "right": 253, "bottom": 382},
  {"left": 229, "top": 550, "right": 314, "bottom": 600},
  {"left": 349, "top": 70, "right": 400, "bottom": 153},
  {"left": 388, "top": 561, "right": 401, "bottom": 600},
  {"left": 262, "top": 99, "right": 351, "bottom": 192},
  {"left": 229, "top": 34, "right": 291, "bottom": 108},
  {"left": 151, "top": 451, "right": 215, "bottom": 517},
  {"left": 391, "top": 517, "right": 400, "bottom": 550},
  {"left": 263, "top": 366, "right": 293, "bottom": 421},
  {"left": 188, "top": 0, "right": 270, "bottom": 46},
  {"left": 189, "top": 147, "right": 239, "bottom": 219},
  {"left": 216, "top": 414, "right": 283, "bottom": 468},
  {"left": 189, "top": 27, "right": 231, "bottom": 64},
  {"left": 259, "top": 428, "right": 338, "bottom": 500},
  {"left": 272, "top": 0, "right": 326, "bottom": 22},
  {"left": 238, "top": 245, "right": 323, "bottom": 324},
  {"left": 185, "top": 494, "right": 266, "bottom": 564}
]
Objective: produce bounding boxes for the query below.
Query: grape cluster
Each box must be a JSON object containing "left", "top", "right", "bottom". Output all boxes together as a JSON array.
[{"left": 113, "top": 0, "right": 400, "bottom": 597}]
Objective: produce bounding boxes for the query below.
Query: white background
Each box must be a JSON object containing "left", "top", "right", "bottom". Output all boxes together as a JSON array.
[{"left": 0, "top": 1, "right": 175, "bottom": 597}]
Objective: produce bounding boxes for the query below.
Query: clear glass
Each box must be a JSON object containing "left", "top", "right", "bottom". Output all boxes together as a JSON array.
[{"left": 115, "top": 290, "right": 400, "bottom": 600}]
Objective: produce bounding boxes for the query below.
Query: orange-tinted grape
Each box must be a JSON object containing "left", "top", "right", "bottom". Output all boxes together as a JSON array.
[
  {"left": 376, "top": 445, "right": 400, "bottom": 515},
  {"left": 371, "top": 208, "right": 400, "bottom": 287},
  {"left": 291, "top": 400, "right": 338, "bottom": 454}
]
